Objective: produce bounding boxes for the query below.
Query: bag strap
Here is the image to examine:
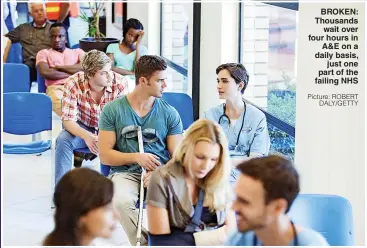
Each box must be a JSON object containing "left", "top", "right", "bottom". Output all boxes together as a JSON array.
[{"left": 184, "top": 188, "right": 205, "bottom": 232}]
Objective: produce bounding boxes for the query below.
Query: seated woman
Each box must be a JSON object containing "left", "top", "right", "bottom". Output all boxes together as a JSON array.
[
  {"left": 146, "top": 119, "right": 236, "bottom": 246},
  {"left": 204, "top": 63, "right": 270, "bottom": 183},
  {"left": 43, "top": 168, "right": 120, "bottom": 246},
  {"left": 106, "top": 18, "right": 147, "bottom": 81}
]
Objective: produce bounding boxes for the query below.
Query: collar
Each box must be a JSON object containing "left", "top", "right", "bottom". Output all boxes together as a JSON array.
[
  {"left": 32, "top": 21, "right": 48, "bottom": 28},
  {"left": 84, "top": 80, "right": 113, "bottom": 93}
]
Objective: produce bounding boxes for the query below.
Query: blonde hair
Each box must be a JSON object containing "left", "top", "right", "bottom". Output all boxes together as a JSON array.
[
  {"left": 173, "top": 119, "right": 232, "bottom": 212},
  {"left": 81, "top": 50, "right": 112, "bottom": 79},
  {"left": 28, "top": 2, "right": 46, "bottom": 13}
]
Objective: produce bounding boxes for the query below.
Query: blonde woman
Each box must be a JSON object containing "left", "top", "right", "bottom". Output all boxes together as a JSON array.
[{"left": 146, "top": 119, "right": 236, "bottom": 246}]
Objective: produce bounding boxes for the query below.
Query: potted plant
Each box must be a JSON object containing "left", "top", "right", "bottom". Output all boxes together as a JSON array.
[{"left": 79, "top": 2, "right": 119, "bottom": 52}]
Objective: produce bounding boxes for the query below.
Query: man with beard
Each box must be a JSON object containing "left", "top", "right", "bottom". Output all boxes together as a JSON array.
[
  {"left": 227, "top": 155, "right": 329, "bottom": 246},
  {"left": 36, "top": 22, "right": 84, "bottom": 116},
  {"left": 54, "top": 50, "right": 129, "bottom": 187}
]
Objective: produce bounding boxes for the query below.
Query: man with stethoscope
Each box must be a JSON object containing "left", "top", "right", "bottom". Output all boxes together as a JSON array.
[{"left": 204, "top": 63, "right": 270, "bottom": 183}]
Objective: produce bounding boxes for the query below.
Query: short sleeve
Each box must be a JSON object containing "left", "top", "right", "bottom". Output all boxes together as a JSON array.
[
  {"left": 36, "top": 49, "right": 48, "bottom": 66},
  {"left": 5, "top": 25, "right": 21, "bottom": 43},
  {"left": 249, "top": 116, "right": 270, "bottom": 156},
  {"left": 146, "top": 170, "right": 168, "bottom": 208},
  {"left": 167, "top": 107, "right": 183, "bottom": 135},
  {"left": 99, "top": 102, "right": 116, "bottom": 132},
  {"left": 106, "top": 43, "right": 117, "bottom": 54},
  {"left": 61, "top": 79, "right": 79, "bottom": 122},
  {"left": 76, "top": 48, "right": 85, "bottom": 62},
  {"left": 203, "top": 106, "right": 219, "bottom": 122},
  {"left": 140, "top": 45, "right": 148, "bottom": 56}
]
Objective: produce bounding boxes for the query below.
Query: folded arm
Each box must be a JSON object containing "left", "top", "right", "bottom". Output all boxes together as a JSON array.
[
  {"left": 37, "top": 61, "right": 70, "bottom": 80},
  {"left": 54, "top": 64, "right": 82, "bottom": 75}
]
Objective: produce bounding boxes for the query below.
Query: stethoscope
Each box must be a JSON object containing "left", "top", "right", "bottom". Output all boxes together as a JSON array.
[
  {"left": 218, "top": 100, "right": 246, "bottom": 151},
  {"left": 252, "top": 221, "right": 299, "bottom": 246}
]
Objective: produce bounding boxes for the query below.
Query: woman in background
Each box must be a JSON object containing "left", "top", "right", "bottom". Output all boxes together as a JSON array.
[
  {"left": 106, "top": 18, "right": 147, "bottom": 79},
  {"left": 43, "top": 168, "right": 120, "bottom": 246},
  {"left": 146, "top": 119, "right": 236, "bottom": 246},
  {"left": 204, "top": 63, "right": 270, "bottom": 183}
]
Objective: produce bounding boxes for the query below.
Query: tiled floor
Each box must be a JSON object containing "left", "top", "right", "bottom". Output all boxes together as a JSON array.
[{"left": 2, "top": 90, "right": 133, "bottom": 246}]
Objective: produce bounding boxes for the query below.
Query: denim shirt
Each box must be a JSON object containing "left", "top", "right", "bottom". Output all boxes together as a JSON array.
[{"left": 204, "top": 103, "right": 270, "bottom": 158}]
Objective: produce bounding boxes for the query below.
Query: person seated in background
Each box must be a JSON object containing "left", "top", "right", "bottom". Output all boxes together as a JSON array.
[
  {"left": 98, "top": 55, "right": 183, "bottom": 245},
  {"left": 43, "top": 168, "right": 120, "bottom": 246},
  {"left": 55, "top": 50, "right": 129, "bottom": 187},
  {"left": 227, "top": 155, "right": 329, "bottom": 246},
  {"left": 146, "top": 119, "right": 236, "bottom": 246},
  {"left": 4, "top": 2, "right": 52, "bottom": 84},
  {"left": 36, "top": 22, "right": 84, "bottom": 116},
  {"left": 204, "top": 63, "right": 270, "bottom": 184},
  {"left": 106, "top": 18, "right": 147, "bottom": 80}
]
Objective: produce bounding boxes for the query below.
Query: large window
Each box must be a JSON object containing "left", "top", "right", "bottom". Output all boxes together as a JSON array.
[
  {"left": 160, "top": 3, "right": 191, "bottom": 96},
  {"left": 240, "top": 2, "right": 298, "bottom": 159}
]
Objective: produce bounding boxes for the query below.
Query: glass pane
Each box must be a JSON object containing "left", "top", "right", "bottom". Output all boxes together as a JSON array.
[
  {"left": 242, "top": 3, "right": 297, "bottom": 126},
  {"left": 161, "top": 3, "right": 190, "bottom": 69},
  {"left": 268, "top": 123, "right": 295, "bottom": 160},
  {"left": 164, "top": 66, "right": 189, "bottom": 96}
]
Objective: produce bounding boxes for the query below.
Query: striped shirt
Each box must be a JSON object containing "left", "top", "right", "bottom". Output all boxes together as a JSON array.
[{"left": 62, "top": 71, "right": 128, "bottom": 128}]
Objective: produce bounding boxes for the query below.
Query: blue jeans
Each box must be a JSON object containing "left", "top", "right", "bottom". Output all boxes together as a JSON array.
[{"left": 55, "top": 121, "right": 95, "bottom": 186}]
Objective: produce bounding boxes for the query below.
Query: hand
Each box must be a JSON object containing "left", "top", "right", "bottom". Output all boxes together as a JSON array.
[
  {"left": 83, "top": 133, "right": 98, "bottom": 155},
  {"left": 136, "top": 153, "right": 160, "bottom": 171},
  {"left": 143, "top": 171, "right": 152, "bottom": 188},
  {"left": 136, "top": 30, "right": 145, "bottom": 45}
]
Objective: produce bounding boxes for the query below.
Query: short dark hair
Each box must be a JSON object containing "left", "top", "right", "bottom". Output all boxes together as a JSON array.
[
  {"left": 135, "top": 55, "right": 167, "bottom": 85},
  {"left": 237, "top": 155, "right": 300, "bottom": 213},
  {"left": 216, "top": 63, "right": 249, "bottom": 94},
  {"left": 50, "top": 22, "right": 67, "bottom": 32},
  {"left": 123, "top": 18, "right": 144, "bottom": 38}
]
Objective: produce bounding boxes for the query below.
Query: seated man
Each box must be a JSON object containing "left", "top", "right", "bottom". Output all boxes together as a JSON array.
[
  {"left": 4, "top": 2, "right": 52, "bottom": 84},
  {"left": 98, "top": 55, "right": 183, "bottom": 245},
  {"left": 55, "top": 50, "right": 129, "bottom": 186},
  {"left": 36, "top": 22, "right": 84, "bottom": 116},
  {"left": 227, "top": 155, "right": 329, "bottom": 246}
]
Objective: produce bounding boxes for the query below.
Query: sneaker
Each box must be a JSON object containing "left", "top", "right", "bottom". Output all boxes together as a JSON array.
[{"left": 73, "top": 152, "right": 84, "bottom": 168}]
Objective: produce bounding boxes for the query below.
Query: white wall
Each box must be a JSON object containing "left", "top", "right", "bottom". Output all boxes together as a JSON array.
[
  {"left": 295, "top": 2, "right": 365, "bottom": 245},
  {"left": 199, "top": 2, "right": 239, "bottom": 117}
]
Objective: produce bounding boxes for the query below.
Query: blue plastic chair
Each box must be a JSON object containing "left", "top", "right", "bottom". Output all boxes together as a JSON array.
[
  {"left": 6, "top": 42, "right": 23, "bottom": 63},
  {"left": 100, "top": 163, "right": 111, "bottom": 176},
  {"left": 4, "top": 63, "right": 31, "bottom": 93},
  {"left": 288, "top": 194, "right": 354, "bottom": 246},
  {"left": 3, "top": 92, "right": 52, "bottom": 154},
  {"left": 162, "top": 92, "right": 194, "bottom": 130},
  {"left": 37, "top": 69, "right": 47, "bottom": 93},
  {"left": 3, "top": 93, "right": 54, "bottom": 208}
]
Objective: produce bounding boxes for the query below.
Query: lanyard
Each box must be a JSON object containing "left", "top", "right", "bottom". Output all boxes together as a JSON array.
[{"left": 252, "top": 221, "right": 298, "bottom": 246}]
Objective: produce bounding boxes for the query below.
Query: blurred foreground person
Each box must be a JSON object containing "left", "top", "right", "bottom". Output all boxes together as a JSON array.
[{"left": 43, "top": 168, "right": 120, "bottom": 246}]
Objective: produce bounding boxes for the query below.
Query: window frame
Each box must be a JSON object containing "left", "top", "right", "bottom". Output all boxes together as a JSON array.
[
  {"left": 238, "top": 1, "right": 298, "bottom": 138},
  {"left": 159, "top": 2, "right": 201, "bottom": 120}
]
